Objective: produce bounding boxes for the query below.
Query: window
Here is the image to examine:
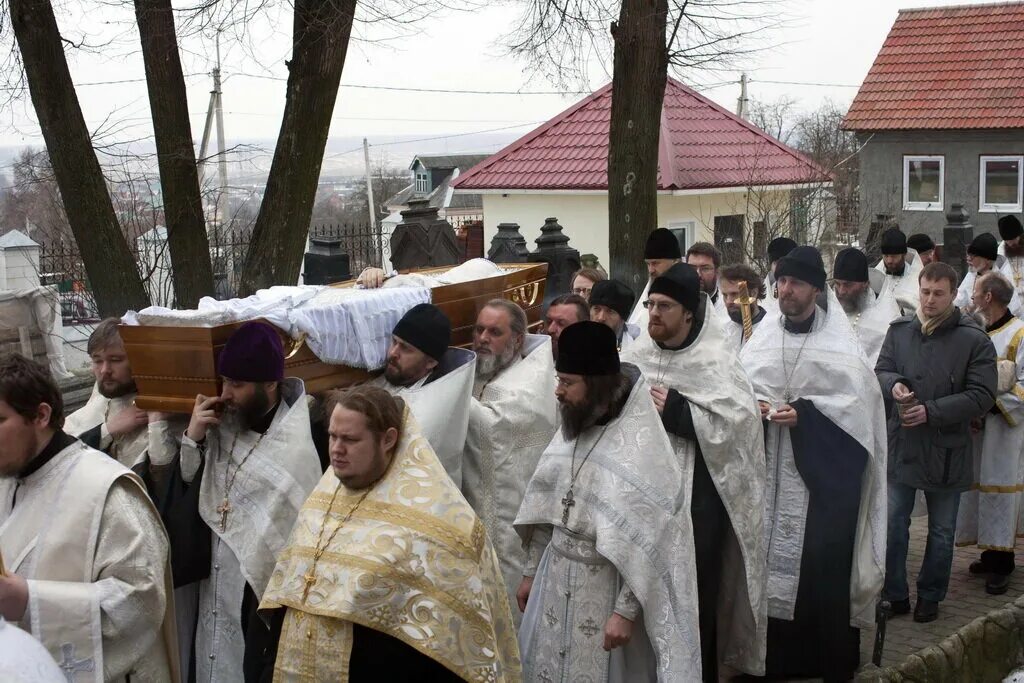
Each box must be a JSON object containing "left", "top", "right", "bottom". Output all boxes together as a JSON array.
[
  {"left": 666, "top": 221, "right": 695, "bottom": 253},
  {"left": 979, "top": 155, "right": 1024, "bottom": 213},
  {"left": 415, "top": 172, "right": 430, "bottom": 194},
  {"left": 903, "top": 155, "right": 944, "bottom": 211}
]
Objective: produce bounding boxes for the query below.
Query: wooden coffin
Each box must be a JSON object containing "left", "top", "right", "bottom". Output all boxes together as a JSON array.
[{"left": 121, "top": 262, "right": 548, "bottom": 412}]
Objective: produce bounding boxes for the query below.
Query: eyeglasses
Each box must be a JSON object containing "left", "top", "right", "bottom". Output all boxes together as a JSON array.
[
  {"left": 642, "top": 300, "right": 680, "bottom": 313},
  {"left": 571, "top": 287, "right": 592, "bottom": 297},
  {"left": 693, "top": 265, "right": 716, "bottom": 275},
  {"left": 555, "top": 375, "right": 581, "bottom": 388}
]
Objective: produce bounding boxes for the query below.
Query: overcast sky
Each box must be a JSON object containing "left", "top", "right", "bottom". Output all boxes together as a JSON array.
[{"left": 0, "top": 0, "right": 992, "bottom": 165}]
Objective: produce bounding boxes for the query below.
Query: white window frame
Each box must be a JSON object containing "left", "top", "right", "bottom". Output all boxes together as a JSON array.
[
  {"left": 666, "top": 221, "right": 695, "bottom": 253},
  {"left": 903, "top": 155, "right": 944, "bottom": 212},
  {"left": 415, "top": 172, "right": 429, "bottom": 194},
  {"left": 979, "top": 155, "right": 1024, "bottom": 213}
]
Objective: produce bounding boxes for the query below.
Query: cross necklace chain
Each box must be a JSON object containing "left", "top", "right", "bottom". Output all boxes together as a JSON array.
[
  {"left": 216, "top": 430, "right": 267, "bottom": 532},
  {"left": 780, "top": 323, "right": 812, "bottom": 403},
  {"left": 301, "top": 482, "right": 372, "bottom": 602},
  {"left": 561, "top": 425, "right": 610, "bottom": 526}
]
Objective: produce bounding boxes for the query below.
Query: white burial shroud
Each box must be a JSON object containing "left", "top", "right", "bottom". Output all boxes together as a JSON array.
[
  {"left": 515, "top": 370, "right": 703, "bottom": 681},
  {"left": 368, "top": 347, "right": 475, "bottom": 487},
  {"left": 621, "top": 295, "right": 767, "bottom": 675},
  {"left": 739, "top": 291, "right": 887, "bottom": 629}
]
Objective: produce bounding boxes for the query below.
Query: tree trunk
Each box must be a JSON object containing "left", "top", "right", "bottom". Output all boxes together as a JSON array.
[
  {"left": 239, "top": 0, "right": 357, "bottom": 295},
  {"left": 607, "top": 0, "right": 669, "bottom": 295},
  {"left": 135, "top": 0, "right": 215, "bottom": 308},
  {"left": 9, "top": 0, "right": 150, "bottom": 316}
]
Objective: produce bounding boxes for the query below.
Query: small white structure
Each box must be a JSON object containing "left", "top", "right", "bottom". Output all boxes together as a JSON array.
[{"left": 0, "top": 229, "right": 41, "bottom": 290}]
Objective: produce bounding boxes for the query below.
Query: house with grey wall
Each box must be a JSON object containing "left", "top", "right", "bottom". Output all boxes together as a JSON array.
[{"left": 843, "top": 3, "right": 1024, "bottom": 245}]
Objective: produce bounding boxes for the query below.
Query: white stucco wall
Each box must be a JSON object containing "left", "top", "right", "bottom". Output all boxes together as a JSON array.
[
  {"left": 0, "top": 247, "right": 41, "bottom": 290},
  {"left": 481, "top": 190, "right": 777, "bottom": 270}
]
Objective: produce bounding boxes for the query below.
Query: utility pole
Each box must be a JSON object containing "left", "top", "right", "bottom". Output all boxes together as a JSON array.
[
  {"left": 198, "top": 32, "right": 228, "bottom": 228},
  {"left": 736, "top": 73, "right": 750, "bottom": 120},
  {"left": 363, "top": 138, "right": 383, "bottom": 265}
]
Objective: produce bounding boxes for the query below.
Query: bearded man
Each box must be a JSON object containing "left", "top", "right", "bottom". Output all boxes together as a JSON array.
[
  {"left": 588, "top": 279, "right": 638, "bottom": 351},
  {"left": 763, "top": 237, "right": 797, "bottom": 310},
  {"left": 167, "top": 321, "right": 321, "bottom": 681},
  {"left": 64, "top": 318, "right": 180, "bottom": 473},
  {"left": 260, "top": 386, "right": 520, "bottom": 681},
  {"left": 366, "top": 303, "right": 474, "bottom": 485},
  {"left": 955, "top": 233, "right": 1023, "bottom": 316},
  {"left": 956, "top": 272, "right": 1024, "bottom": 595},
  {"left": 998, "top": 215, "right": 1024, "bottom": 303},
  {"left": 462, "top": 299, "right": 558, "bottom": 618},
  {"left": 908, "top": 233, "right": 937, "bottom": 266},
  {"left": 686, "top": 241, "right": 728, "bottom": 319},
  {"left": 543, "top": 293, "right": 589, "bottom": 360},
  {"left": 833, "top": 247, "right": 898, "bottom": 365},
  {"left": 516, "top": 321, "right": 702, "bottom": 682},
  {"left": 719, "top": 263, "right": 768, "bottom": 351},
  {"left": 627, "top": 228, "right": 682, "bottom": 329},
  {"left": 621, "top": 264, "right": 767, "bottom": 679},
  {"left": 740, "top": 246, "right": 887, "bottom": 681},
  {"left": 875, "top": 227, "right": 923, "bottom": 315},
  {"left": 0, "top": 354, "right": 178, "bottom": 681}
]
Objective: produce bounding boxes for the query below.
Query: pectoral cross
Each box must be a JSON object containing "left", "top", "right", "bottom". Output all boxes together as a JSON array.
[
  {"left": 59, "top": 643, "right": 94, "bottom": 682},
  {"left": 302, "top": 570, "right": 317, "bottom": 602},
  {"left": 217, "top": 498, "right": 231, "bottom": 532},
  {"left": 561, "top": 489, "right": 575, "bottom": 525}
]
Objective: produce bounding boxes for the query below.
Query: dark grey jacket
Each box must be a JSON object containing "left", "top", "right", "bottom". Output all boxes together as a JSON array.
[{"left": 875, "top": 309, "right": 997, "bottom": 491}]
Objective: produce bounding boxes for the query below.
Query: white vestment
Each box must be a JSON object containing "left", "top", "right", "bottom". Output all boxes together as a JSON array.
[
  {"left": 998, "top": 241, "right": 1024, "bottom": 310},
  {"left": 956, "top": 316, "right": 1024, "bottom": 551},
  {"left": 722, "top": 308, "right": 769, "bottom": 354},
  {"left": 846, "top": 287, "right": 898, "bottom": 367},
  {"left": 874, "top": 249, "right": 923, "bottom": 316},
  {"left": 0, "top": 618, "right": 64, "bottom": 682},
  {"left": 627, "top": 280, "right": 652, "bottom": 330},
  {"left": 955, "top": 259, "right": 1024, "bottom": 317},
  {"left": 763, "top": 273, "right": 779, "bottom": 312},
  {"left": 63, "top": 385, "right": 179, "bottom": 470},
  {"left": 367, "top": 347, "right": 475, "bottom": 486},
  {"left": 180, "top": 378, "right": 321, "bottom": 683},
  {"left": 461, "top": 334, "right": 558, "bottom": 620},
  {"left": 0, "top": 441, "right": 178, "bottom": 682},
  {"left": 739, "top": 296, "right": 887, "bottom": 629},
  {"left": 622, "top": 298, "right": 767, "bottom": 675},
  {"left": 515, "top": 369, "right": 702, "bottom": 682}
]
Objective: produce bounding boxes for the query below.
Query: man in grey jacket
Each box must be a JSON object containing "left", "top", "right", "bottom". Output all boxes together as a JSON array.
[{"left": 876, "top": 261, "right": 998, "bottom": 623}]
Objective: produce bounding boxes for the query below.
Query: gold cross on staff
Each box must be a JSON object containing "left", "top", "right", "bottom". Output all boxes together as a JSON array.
[
  {"left": 737, "top": 282, "right": 756, "bottom": 342},
  {"left": 301, "top": 571, "right": 317, "bottom": 602},
  {"left": 216, "top": 499, "right": 231, "bottom": 532}
]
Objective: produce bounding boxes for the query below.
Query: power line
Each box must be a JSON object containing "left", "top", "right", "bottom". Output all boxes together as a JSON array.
[
  {"left": 228, "top": 71, "right": 589, "bottom": 96},
  {"left": 323, "top": 121, "right": 544, "bottom": 159},
  {"left": 752, "top": 79, "right": 860, "bottom": 88}
]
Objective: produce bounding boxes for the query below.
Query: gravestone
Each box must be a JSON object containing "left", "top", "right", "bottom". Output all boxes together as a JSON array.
[
  {"left": 304, "top": 237, "right": 351, "bottom": 285},
  {"left": 390, "top": 200, "right": 460, "bottom": 270},
  {"left": 487, "top": 223, "right": 529, "bottom": 263},
  {"left": 528, "top": 217, "right": 580, "bottom": 306},
  {"left": 943, "top": 203, "right": 973, "bottom": 280}
]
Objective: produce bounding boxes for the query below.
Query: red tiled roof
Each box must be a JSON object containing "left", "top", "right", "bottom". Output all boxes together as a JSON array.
[
  {"left": 843, "top": 2, "right": 1024, "bottom": 131},
  {"left": 451, "top": 78, "right": 829, "bottom": 192}
]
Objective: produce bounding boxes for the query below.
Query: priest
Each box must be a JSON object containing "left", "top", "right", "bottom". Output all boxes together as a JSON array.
[
  {"left": 627, "top": 228, "right": 682, "bottom": 329},
  {"left": 172, "top": 321, "right": 321, "bottom": 681},
  {"left": 739, "top": 246, "right": 887, "bottom": 681},
  {"left": 686, "top": 242, "right": 728, "bottom": 319},
  {"left": 588, "top": 278, "right": 638, "bottom": 351},
  {"left": 0, "top": 353, "right": 178, "bottom": 681},
  {"left": 997, "top": 215, "right": 1024, "bottom": 304},
  {"left": 956, "top": 272, "right": 1024, "bottom": 595},
  {"left": 908, "top": 233, "right": 937, "bottom": 266},
  {"left": 763, "top": 236, "right": 797, "bottom": 310},
  {"left": 833, "top": 246, "right": 898, "bottom": 365},
  {"left": 875, "top": 227, "right": 923, "bottom": 315},
  {"left": 260, "top": 385, "right": 520, "bottom": 680},
  {"left": 515, "top": 321, "right": 702, "bottom": 681},
  {"left": 621, "top": 263, "right": 767, "bottom": 678},
  {"left": 64, "top": 317, "right": 180, "bottom": 473},
  {"left": 462, "top": 299, "right": 558, "bottom": 618},
  {"left": 366, "top": 303, "right": 474, "bottom": 486},
  {"left": 955, "top": 233, "right": 1022, "bottom": 316},
  {"left": 718, "top": 263, "right": 768, "bottom": 351}
]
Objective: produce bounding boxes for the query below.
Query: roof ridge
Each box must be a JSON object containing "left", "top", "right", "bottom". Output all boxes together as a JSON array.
[
  {"left": 663, "top": 77, "right": 830, "bottom": 179},
  {"left": 898, "top": 0, "right": 1024, "bottom": 14},
  {"left": 452, "top": 83, "right": 613, "bottom": 189}
]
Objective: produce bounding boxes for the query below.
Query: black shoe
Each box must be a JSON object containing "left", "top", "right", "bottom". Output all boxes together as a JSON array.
[
  {"left": 986, "top": 573, "right": 1011, "bottom": 595},
  {"left": 970, "top": 560, "right": 990, "bottom": 575},
  {"left": 888, "top": 597, "right": 911, "bottom": 615},
  {"left": 914, "top": 598, "right": 939, "bottom": 623}
]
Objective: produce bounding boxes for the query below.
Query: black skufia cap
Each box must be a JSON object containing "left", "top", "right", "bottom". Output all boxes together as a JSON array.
[
  {"left": 880, "top": 228, "right": 908, "bottom": 255},
  {"left": 767, "top": 237, "right": 797, "bottom": 263},
  {"left": 649, "top": 262, "right": 701, "bottom": 313},
  {"left": 555, "top": 321, "right": 621, "bottom": 376},
  {"left": 644, "top": 228, "right": 682, "bottom": 260},
  {"left": 589, "top": 279, "right": 635, "bottom": 320},
  {"left": 392, "top": 303, "right": 451, "bottom": 361},
  {"left": 833, "top": 247, "right": 868, "bottom": 283},
  {"left": 775, "top": 246, "right": 826, "bottom": 290},
  {"left": 907, "top": 233, "right": 935, "bottom": 253},
  {"left": 967, "top": 233, "right": 998, "bottom": 261},
  {"left": 999, "top": 215, "right": 1024, "bottom": 240}
]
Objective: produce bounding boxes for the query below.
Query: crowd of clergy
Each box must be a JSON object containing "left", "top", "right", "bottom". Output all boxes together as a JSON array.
[{"left": 2, "top": 216, "right": 1024, "bottom": 682}]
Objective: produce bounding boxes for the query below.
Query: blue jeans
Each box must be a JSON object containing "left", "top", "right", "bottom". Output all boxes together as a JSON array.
[{"left": 884, "top": 481, "right": 961, "bottom": 603}]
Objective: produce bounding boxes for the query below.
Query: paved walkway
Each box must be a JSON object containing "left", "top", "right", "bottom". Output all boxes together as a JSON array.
[{"left": 859, "top": 516, "right": 1023, "bottom": 669}]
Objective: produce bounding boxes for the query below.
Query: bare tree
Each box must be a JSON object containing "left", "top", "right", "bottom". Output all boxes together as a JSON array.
[
  {"left": 507, "top": 0, "right": 780, "bottom": 293},
  {"left": 8, "top": 0, "right": 150, "bottom": 316}
]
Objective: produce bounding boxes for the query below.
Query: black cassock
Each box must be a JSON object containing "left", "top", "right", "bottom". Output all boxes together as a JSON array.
[{"left": 764, "top": 398, "right": 868, "bottom": 683}]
